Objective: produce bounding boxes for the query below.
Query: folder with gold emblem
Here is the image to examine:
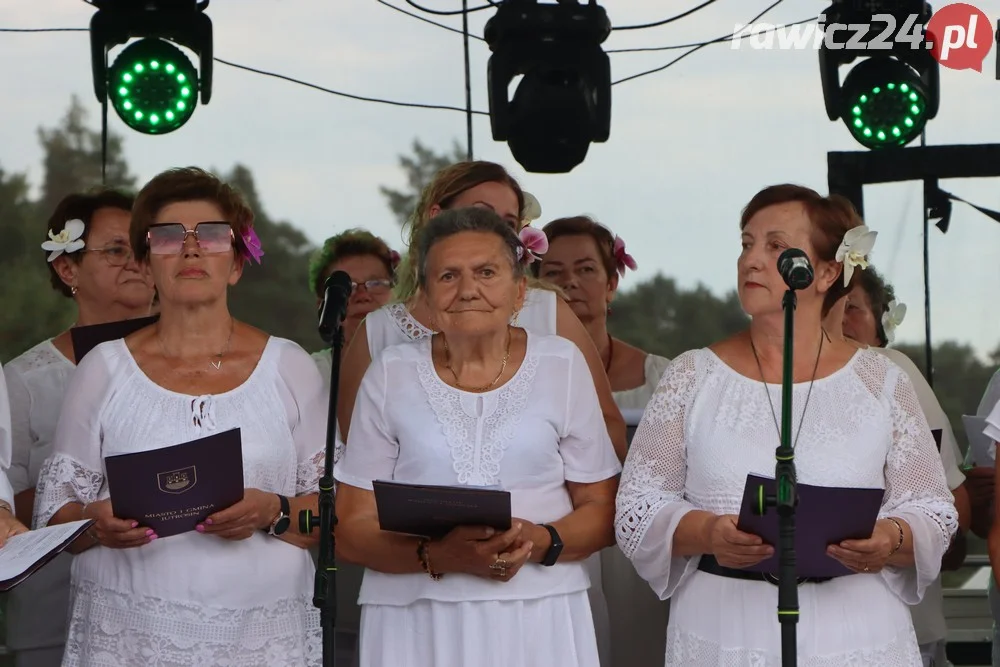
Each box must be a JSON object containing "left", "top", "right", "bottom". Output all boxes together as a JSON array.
[{"left": 104, "top": 428, "right": 244, "bottom": 538}]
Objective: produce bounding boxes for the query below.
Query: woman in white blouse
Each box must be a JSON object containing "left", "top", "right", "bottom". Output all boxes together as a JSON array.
[
  {"left": 616, "top": 184, "right": 957, "bottom": 665},
  {"left": 0, "top": 361, "right": 28, "bottom": 544},
  {"left": 335, "top": 207, "right": 622, "bottom": 667},
  {"left": 34, "top": 167, "right": 325, "bottom": 666},
  {"left": 336, "top": 160, "right": 627, "bottom": 460},
  {"left": 5, "top": 188, "right": 155, "bottom": 667},
  {"left": 535, "top": 215, "right": 670, "bottom": 667}
]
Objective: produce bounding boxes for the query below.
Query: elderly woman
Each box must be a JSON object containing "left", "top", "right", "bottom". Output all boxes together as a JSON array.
[
  {"left": 616, "top": 184, "right": 957, "bottom": 665},
  {"left": 823, "top": 262, "right": 969, "bottom": 667},
  {"left": 33, "top": 167, "right": 325, "bottom": 666},
  {"left": 535, "top": 215, "right": 670, "bottom": 667},
  {"left": 308, "top": 228, "right": 397, "bottom": 381},
  {"left": 1, "top": 361, "right": 28, "bottom": 545},
  {"left": 5, "top": 188, "right": 155, "bottom": 667},
  {"left": 336, "top": 161, "right": 627, "bottom": 461},
  {"left": 334, "top": 207, "right": 621, "bottom": 667}
]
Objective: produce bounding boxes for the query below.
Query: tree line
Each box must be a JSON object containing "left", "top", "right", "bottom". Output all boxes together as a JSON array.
[{"left": 0, "top": 99, "right": 994, "bottom": 451}]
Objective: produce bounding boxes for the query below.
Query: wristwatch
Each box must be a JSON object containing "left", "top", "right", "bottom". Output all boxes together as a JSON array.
[
  {"left": 540, "top": 524, "right": 564, "bottom": 566},
  {"left": 267, "top": 495, "right": 291, "bottom": 536}
]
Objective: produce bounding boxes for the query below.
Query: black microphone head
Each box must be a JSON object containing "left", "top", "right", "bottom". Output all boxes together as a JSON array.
[
  {"left": 324, "top": 270, "right": 353, "bottom": 299},
  {"left": 777, "top": 248, "right": 814, "bottom": 290}
]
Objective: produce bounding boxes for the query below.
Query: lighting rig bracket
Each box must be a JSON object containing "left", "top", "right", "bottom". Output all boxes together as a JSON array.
[
  {"left": 89, "top": 0, "right": 213, "bottom": 106},
  {"left": 819, "top": 0, "right": 939, "bottom": 147},
  {"left": 485, "top": 0, "right": 611, "bottom": 173}
]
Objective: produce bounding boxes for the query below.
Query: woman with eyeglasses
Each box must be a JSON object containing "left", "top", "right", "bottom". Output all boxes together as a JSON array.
[
  {"left": 3, "top": 188, "right": 154, "bottom": 667},
  {"left": 33, "top": 168, "right": 325, "bottom": 666},
  {"left": 308, "top": 228, "right": 398, "bottom": 383}
]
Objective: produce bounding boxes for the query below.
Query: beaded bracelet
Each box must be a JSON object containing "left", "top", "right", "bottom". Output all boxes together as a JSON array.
[
  {"left": 417, "top": 538, "right": 443, "bottom": 581},
  {"left": 886, "top": 517, "right": 905, "bottom": 556}
]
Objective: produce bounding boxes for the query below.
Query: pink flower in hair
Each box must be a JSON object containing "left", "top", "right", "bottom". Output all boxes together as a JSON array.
[
  {"left": 389, "top": 249, "right": 401, "bottom": 269},
  {"left": 518, "top": 226, "right": 549, "bottom": 264},
  {"left": 242, "top": 227, "right": 264, "bottom": 264},
  {"left": 613, "top": 235, "right": 637, "bottom": 276}
]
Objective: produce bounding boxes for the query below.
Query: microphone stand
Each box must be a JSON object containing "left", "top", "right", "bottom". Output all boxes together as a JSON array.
[
  {"left": 301, "top": 281, "right": 349, "bottom": 667},
  {"left": 757, "top": 288, "right": 799, "bottom": 667}
]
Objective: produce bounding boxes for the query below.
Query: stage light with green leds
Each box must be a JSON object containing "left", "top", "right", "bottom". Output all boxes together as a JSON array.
[
  {"left": 840, "top": 58, "right": 930, "bottom": 149},
  {"left": 108, "top": 39, "right": 198, "bottom": 135}
]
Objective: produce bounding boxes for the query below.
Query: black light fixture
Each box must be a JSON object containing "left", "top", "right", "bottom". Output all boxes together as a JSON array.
[
  {"left": 485, "top": 0, "right": 612, "bottom": 174},
  {"left": 90, "top": 0, "right": 213, "bottom": 135},
  {"left": 819, "top": 0, "right": 939, "bottom": 149}
]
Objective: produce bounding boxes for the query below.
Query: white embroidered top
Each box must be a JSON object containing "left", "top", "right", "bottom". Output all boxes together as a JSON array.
[
  {"left": 335, "top": 333, "right": 621, "bottom": 607},
  {"left": 615, "top": 347, "right": 958, "bottom": 665},
  {"left": 3, "top": 340, "right": 76, "bottom": 651},
  {"left": 33, "top": 337, "right": 327, "bottom": 666}
]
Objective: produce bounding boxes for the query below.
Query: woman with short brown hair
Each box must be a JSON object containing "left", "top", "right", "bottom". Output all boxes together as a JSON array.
[
  {"left": 616, "top": 183, "right": 957, "bottom": 665},
  {"left": 35, "top": 167, "right": 324, "bottom": 666}
]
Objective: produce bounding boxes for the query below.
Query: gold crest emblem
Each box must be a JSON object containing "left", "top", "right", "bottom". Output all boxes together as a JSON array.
[{"left": 157, "top": 466, "right": 197, "bottom": 494}]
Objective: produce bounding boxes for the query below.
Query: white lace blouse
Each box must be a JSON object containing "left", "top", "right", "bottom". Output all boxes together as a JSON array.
[
  {"left": 33, "top": 337, "right": 327, "bottom": 666},
  {"left": 334, "top": 333, "right": 621, "bottom": 607},
  {"left": 615, "top": 347, "right": 958, "bottom": 665}
]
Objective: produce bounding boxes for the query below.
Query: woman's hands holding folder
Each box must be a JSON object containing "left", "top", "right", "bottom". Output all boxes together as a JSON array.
[
  {"left": 708, "top": 515, "right": 774, "bottom": 568},
  {"left": 428, "top": 522, "right": 533, "bottom": 581},
  {"left": 82, "top": 500, "right": 156, "bottom": 548},
  {"left": 0, "top": 505, "right": 28, "bottom": 547},
  {"left": 197, "top": 489, "right": 277, "bottom": 541}
]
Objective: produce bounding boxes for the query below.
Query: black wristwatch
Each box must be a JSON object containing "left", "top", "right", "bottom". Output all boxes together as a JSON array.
[
  {"left": 267, "top": 495, "right": 291, "bottom": 536},
  {"left": 540, "top": 524, "right": 564, "bottom": 566}
]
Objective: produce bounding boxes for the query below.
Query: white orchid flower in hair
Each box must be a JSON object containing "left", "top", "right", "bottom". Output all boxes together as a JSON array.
[
  {"left": 521, "top": 191, "right": 542, "bottom": 226},
  {"left": 835, "top": 225, "right": 877, "bottom": 287},
  {"left": 881, "top": 300, "right": 906, "bottom": 344},
  {"left": 41, "top": 219, "right": 86, "bottom": 262}
]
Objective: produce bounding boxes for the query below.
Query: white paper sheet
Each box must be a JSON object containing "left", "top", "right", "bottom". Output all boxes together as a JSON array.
[{"left": 0, "top": 519, "right": 90, "bottom": 590}]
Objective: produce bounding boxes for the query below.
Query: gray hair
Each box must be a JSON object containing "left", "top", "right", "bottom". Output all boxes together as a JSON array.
[{"left": 416, "top": 207, "right": 526, "bottom": 288}]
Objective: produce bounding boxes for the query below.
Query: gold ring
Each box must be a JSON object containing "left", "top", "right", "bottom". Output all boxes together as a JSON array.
[{"left": 490, "top": 559, "right": 508, "bottom": 578}]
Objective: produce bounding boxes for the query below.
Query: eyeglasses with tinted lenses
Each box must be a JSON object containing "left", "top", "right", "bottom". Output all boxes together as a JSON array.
[
  {"left": 352, "top": 279, "right": 393, "bottom": 294},
  {"left": 147, "top": 222, "right": 234, "bottom": 255}
]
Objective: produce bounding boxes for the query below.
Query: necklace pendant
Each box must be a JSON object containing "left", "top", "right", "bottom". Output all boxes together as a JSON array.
[{"left": 211, "top": 360, "right": 222, "bottom": 370}]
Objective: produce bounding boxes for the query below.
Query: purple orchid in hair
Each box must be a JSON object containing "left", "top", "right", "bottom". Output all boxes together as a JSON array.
[
  {"left": 518, "top": 226, "right": 549, "bottom": 264},
  {"left": 242, "top": 227, "right": 264, "bottom": 264},
  {"left": 389, "top": 249, "right": 401, "bottom": 269},
  {"left": 613, "top": 235, "right": 637, "bottom": 276}
]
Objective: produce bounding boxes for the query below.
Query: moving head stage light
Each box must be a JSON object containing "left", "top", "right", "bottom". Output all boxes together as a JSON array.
[
  {"left": 819, "top": 0, "right": 939, "bottom": 149},
  {"left": 485, "top": 0, "right": 612, "bottom": 174},
  {"left": 90, "top": 0, "right": 213, "bottom": 135}
]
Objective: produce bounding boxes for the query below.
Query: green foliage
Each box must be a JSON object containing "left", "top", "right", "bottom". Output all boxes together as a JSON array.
[
  {"left": 222, "top": 165, "right": 323, "bottom": 352},
  {"left": 378, "top": 139, "right": 466, "bottom": 227},
  {"left": 608, "top": 274, "right": 749, "bottom": 359}
]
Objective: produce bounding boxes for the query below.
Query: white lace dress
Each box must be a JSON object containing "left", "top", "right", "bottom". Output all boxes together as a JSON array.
[
  {"left": 4, "top": 340, "right": 77, "bottom": 656},
  {"left": 334, "top": 333, "right": 622, "bottom": 667},
  {"left": 615, "top": 348, "right": 957, "bottom": 666},
  {"left": 32, "top": 337, "right": 327, "bottom": 667}
]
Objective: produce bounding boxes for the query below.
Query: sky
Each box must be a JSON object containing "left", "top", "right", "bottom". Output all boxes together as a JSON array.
[{"left": 2, "top": 1, "right": 999, "bottom": 362}]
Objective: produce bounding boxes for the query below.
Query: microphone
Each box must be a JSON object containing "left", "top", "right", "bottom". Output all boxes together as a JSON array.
[
  {"left": 318, "top": 271, "right": 353, "bottom": 344},
  {"left": 777, "top": 248, "right": 814, "bottom": 291}
]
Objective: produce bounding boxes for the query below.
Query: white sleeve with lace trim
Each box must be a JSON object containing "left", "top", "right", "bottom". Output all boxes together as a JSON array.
[
  {"left": 879, "top": 363, "right": 959, "bottom": 604},
  {"left": 32, "top": 347, "right": 113, "bottom": 528},
  {"left": 275, "top": 341, "right": 328, "bottom": 497},
  {"left": 614, "top": 350, "right": 703, "bottom": 600}
]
